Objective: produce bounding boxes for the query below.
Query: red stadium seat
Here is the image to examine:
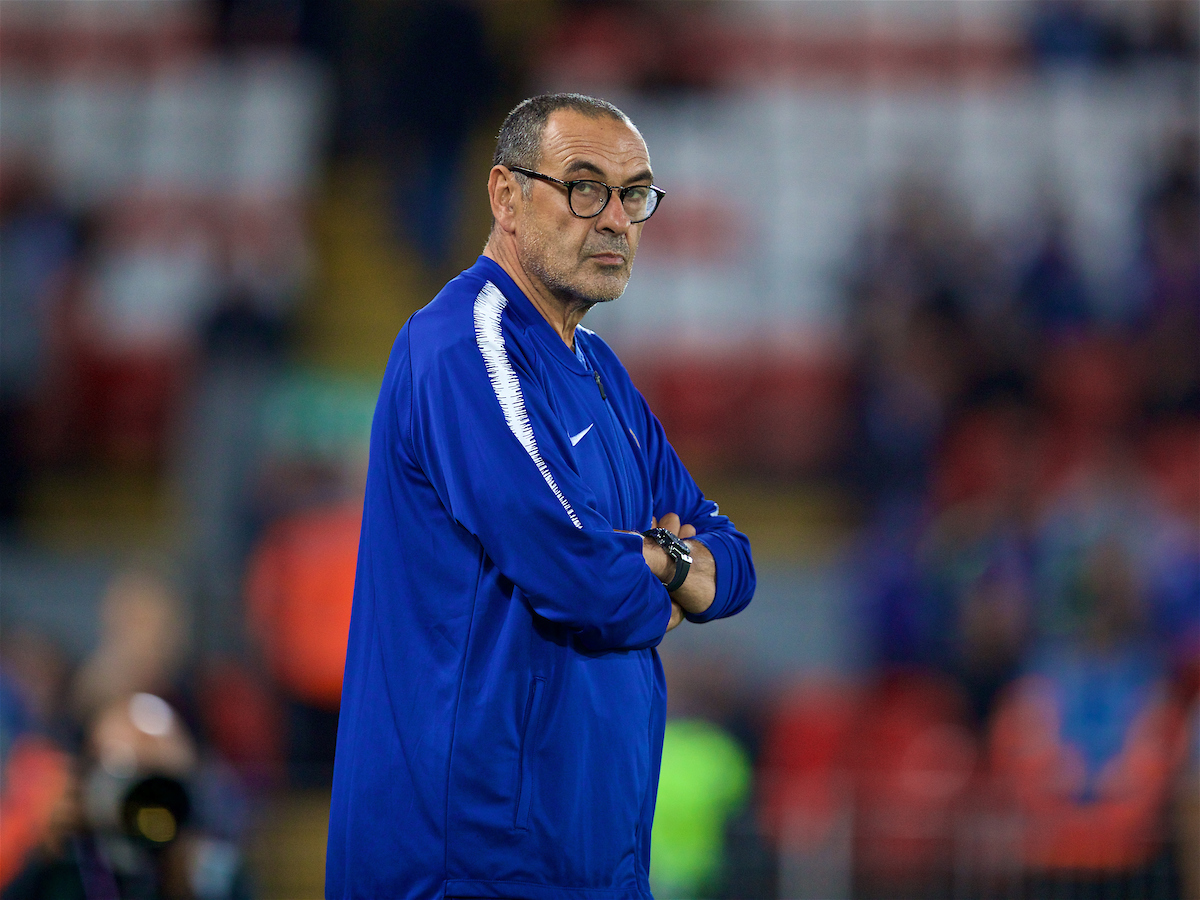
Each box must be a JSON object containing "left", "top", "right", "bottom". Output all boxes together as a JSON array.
[
  {"left": 851, "top": 671, "right": 979, "bottom": 890},
  {"left": 1140, "top": 418, "right": 1200, "bottom": 520},
  {"left": 758, "top": 678, "right": 861, "bottom": 849}
]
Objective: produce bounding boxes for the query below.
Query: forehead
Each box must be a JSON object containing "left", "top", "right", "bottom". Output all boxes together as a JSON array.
[{"left": 538, "top": 110, "right": 651, "bottom": 180}]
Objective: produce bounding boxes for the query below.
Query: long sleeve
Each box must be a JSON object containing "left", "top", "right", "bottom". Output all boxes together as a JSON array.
[
  {"left": 404, "top": 291, "right": 673, "bottom": 652},
  {"left": 638, "top": 390, "right": 757, "bottom": 623},
  {"left": 579, "top": 333, "right": 756, "bottom": 625}
]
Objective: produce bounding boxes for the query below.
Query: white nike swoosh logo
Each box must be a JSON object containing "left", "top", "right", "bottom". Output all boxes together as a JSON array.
[{"left": 570, "top": 424, "right": 594, "bottom": 446}]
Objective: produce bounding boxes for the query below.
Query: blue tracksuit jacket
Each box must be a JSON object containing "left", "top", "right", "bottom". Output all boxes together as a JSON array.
[{"left": 326, "top": 256, "right": 756, "bottom": 899}]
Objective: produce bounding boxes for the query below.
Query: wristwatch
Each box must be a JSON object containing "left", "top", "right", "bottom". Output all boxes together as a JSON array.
[{"left": 641, "top": 527, "right": 692, "bottom": 593}]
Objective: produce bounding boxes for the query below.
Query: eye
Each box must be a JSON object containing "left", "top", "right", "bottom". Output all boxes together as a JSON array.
[{"left": 573, "top": 181, "right": 603, "bottom": 197}]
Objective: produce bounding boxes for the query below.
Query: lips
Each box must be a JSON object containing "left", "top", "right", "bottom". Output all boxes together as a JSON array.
[{"left": 590, "top": 253, "right": 626, "bottom": 265}]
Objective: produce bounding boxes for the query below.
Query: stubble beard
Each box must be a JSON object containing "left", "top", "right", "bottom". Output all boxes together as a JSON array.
[{"left": 518, "top": 227, "right": 633, "bottom": 310}]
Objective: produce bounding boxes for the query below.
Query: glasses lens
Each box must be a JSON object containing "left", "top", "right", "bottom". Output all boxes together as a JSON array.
[
  {"left": 622, "top": 186, "right": 657, "bottom": 222},
  {"left": 568, "top": 181, "right": 608, "bottom": 217}
]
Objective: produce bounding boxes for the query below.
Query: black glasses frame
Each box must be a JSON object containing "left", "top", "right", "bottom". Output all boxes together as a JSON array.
[{"left": 507, "top": 166, "right": 665, "bottom": 223}]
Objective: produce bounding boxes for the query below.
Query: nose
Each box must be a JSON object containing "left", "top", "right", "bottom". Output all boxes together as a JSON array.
[{"left": 595, "top": 187, "right": 633, "bottom": 233}]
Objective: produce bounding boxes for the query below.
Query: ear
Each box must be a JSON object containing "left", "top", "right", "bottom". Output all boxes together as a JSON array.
[{"left": 488, "top": 165, "right": 521, "bottom": 235}]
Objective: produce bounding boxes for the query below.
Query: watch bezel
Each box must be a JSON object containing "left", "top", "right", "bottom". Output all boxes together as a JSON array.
[{"left": 641, "top": 527, "right": 693, "bottom": 592}]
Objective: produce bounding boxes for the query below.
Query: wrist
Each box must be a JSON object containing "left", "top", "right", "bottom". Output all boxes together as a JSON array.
[{"left": 642, "top": 527, "right": 692, "bottom": 592}]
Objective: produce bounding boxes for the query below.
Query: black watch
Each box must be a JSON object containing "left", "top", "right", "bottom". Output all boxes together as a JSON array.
[{"left": 641, "top": 527, "right": 692, "bottom": 593}]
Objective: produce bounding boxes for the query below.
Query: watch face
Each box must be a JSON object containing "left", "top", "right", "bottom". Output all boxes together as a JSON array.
[{"left": 656, "top": 528, "right": 691, "bottom": 562}]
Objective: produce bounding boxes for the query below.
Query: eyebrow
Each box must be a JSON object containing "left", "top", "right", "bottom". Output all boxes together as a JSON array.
[{"left": 562, "top": 160, "right": 655, "bottom": 185}]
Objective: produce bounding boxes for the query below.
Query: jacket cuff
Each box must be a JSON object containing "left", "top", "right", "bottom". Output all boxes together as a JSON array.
[{"left": 683, "top": 533, "right": 733, "bottom": 623}]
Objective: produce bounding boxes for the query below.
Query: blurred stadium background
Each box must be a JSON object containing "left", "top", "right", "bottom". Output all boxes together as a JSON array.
[{"left": 0, "top": 1, "right": 1196, "bottom": 898}]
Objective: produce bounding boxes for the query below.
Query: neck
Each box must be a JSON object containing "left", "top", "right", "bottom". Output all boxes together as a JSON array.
[{"left": 483, "top": 239, "right": 590, "bottom": 350}]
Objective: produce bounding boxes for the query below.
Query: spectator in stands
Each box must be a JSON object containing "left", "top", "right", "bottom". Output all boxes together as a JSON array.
[
  {"left": 651, "top": 647, "right": 757, "bottom": 899},
  {"left": 988, "top": 531, "right": 1186, "bottom": 881},
  {"left": 69, "top": 568, "right": 191, "bottom": 727},
  {"left": 845, "top": 183, "right": 978, "bottom": 510},
  {"left": 1015, "top": 211, "right": 1094, "bottom": 335},
  {"left": 244, "top": 493, "right": 360, "bottom": 786},
  {"left": 0, "top": 160, "right": 77, "bottom": 534},
  {"left": 382, "top": 1, "right": 498, "bottom": 268},
  {"left": 985, "top": 447, "right": 1189, "bottom": 882},
  {"left": 1132, "top": 132, "right": 1200, "bottom": 418}
]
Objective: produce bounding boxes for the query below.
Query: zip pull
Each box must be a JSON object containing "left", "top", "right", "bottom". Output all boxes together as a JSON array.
[{"left": 593, "top": 371, "right": 607, "bottom": 400}]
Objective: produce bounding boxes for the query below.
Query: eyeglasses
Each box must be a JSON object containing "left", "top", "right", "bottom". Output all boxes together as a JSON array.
[{"left": 508, "top": 166, "right": 665, "bottom": 224}]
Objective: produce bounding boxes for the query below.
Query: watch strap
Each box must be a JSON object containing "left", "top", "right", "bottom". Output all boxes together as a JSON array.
[{"left": 664, "top": 553, "right": 690, "bottom": 593}]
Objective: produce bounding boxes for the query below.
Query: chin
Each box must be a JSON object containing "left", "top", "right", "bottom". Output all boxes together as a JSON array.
[
  {"left": 581, "top": 269, "right": 631, "bottom": 304},
  {"left": 582, "top": 282, "right": 628, "bottom": 305}
]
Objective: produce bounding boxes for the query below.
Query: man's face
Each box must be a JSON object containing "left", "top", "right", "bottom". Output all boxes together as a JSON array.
[{"left": 515, "top": 110, "right": 653, "bottom": 306}]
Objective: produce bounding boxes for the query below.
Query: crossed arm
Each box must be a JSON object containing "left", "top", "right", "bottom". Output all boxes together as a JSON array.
[{"left": 639, "top": 511, "right": 715, "bottom": 633}]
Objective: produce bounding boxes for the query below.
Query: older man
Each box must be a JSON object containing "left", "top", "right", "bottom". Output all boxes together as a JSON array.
[{"left": 325, "top": 93, "right": 756, "bottom": 900}]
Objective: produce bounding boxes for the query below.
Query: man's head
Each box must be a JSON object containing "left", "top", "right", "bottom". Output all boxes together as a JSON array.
[{"left": 486, "top": 93, "right": 657, "bottom": 309}]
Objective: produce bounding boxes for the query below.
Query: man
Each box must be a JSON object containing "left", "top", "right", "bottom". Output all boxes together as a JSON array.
[{"left": 326, "top": 93, "right": 756, "bottom": 900}]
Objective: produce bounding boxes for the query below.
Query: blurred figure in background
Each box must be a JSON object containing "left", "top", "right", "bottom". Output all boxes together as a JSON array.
[
  {"left": 381, "top": 1, "right": 498, "bottom": 269},
  {"left": 0, "top": 630, "right": 77, "bottom": 897},
  {"left": 69, "top": 569, "right": 191, "bottom": 728},
  {"left": 845, "top": 182, "right": 976, "bottom": 513},
  {"left": 0, "top": 160, "right": 77, "bottom": 534},
  {"left": 988, "top": 518, "right": 1187, "bottom": 889},
  {"left": 243, "top": 476, "right": 360, "bottom": 787},
  {"left": 1132, "top": 132, "right": 1199, "bottom": 418},
  {"left": 651, "top": 649, "right": 756, "bottom": 900},
  {"left": 0, "top": 568, "right": 257, "bottom": 900},
  {"left": 4, "top": 690, "right": 253, "bottom": 900}
]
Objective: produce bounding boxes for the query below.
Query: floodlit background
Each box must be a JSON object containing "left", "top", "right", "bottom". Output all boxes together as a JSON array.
[{"left": 1, "top": 1, "right": 1196, "bottom": 898}]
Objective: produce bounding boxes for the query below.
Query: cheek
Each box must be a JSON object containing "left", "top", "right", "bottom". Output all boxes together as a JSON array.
[{"left": 620, "top": 229, "right": 642, "bottom": 265}]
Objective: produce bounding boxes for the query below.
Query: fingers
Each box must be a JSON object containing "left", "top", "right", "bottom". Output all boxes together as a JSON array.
[{"left": 652, "top": 512, "right": 695, "bottom": 540}]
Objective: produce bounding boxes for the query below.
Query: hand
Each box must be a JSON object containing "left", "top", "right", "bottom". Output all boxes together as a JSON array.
[
  {"left": 642, "top": 512, "right": 715, "bottom": 618},
  {"left": 653, "top": 512, "right": 696, "bottom": 541},
  {"left": 640, "top": 513, "right": 696, "bottom": 583},
  {"left": 666, "top": 601, "right": 684, "bottom": 632}
]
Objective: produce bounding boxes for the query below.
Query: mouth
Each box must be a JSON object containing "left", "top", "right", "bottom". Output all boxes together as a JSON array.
[{"left": 589, "top": 252, "right": 627, "bottom": 267}]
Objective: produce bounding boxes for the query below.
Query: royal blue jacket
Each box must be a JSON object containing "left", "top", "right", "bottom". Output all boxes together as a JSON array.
[{"left": 326, "top": 256, "right": 756, "bottom": 900}]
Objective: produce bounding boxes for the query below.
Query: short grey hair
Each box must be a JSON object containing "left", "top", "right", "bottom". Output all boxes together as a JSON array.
[{"left": 493, "top": 93, "right": 634, "bottom": 196}]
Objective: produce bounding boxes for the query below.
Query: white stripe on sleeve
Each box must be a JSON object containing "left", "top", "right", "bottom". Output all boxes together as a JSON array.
[{"left": 473, "top": 282, "right": 583, "bottom": 529}]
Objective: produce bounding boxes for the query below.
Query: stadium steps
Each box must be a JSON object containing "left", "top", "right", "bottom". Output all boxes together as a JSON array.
[
  {"left": 22, "top": 467, "right": 180, "bottom": 553},
  {"left": 298, "top": 160, "right": 432, "bottom": 377},
  {"left": 695, "top": 477, "right": 855, "bottom": 562},
  {"left": 247, "top": 788, "right": 331, "bottom": 900}
]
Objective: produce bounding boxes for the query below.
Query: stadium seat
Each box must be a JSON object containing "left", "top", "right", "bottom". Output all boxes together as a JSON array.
[
  {"left": 851, "top": 671, "right": 979, "bottom": 890},
  {"left": 758, "top": 678, "right": 862, "bottom": 900},
  {"left": 758, "top": 677, "right": 861, "bottom": 849}
]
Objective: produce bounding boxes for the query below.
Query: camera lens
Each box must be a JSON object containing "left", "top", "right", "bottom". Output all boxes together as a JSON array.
[{"left": 121, "top": 775, "right": 191, "bottom": 846}]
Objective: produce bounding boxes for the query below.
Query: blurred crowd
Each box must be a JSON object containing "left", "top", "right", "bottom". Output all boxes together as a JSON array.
[
  {"left": 1, "top": 1, "right": 1198, "bottom": 899},
  {"left": 1, "top": 568, "right": 256, "bottom": 899},
  {"left": 648, "top": 126, "right": 1199, "bottom": 899}
]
